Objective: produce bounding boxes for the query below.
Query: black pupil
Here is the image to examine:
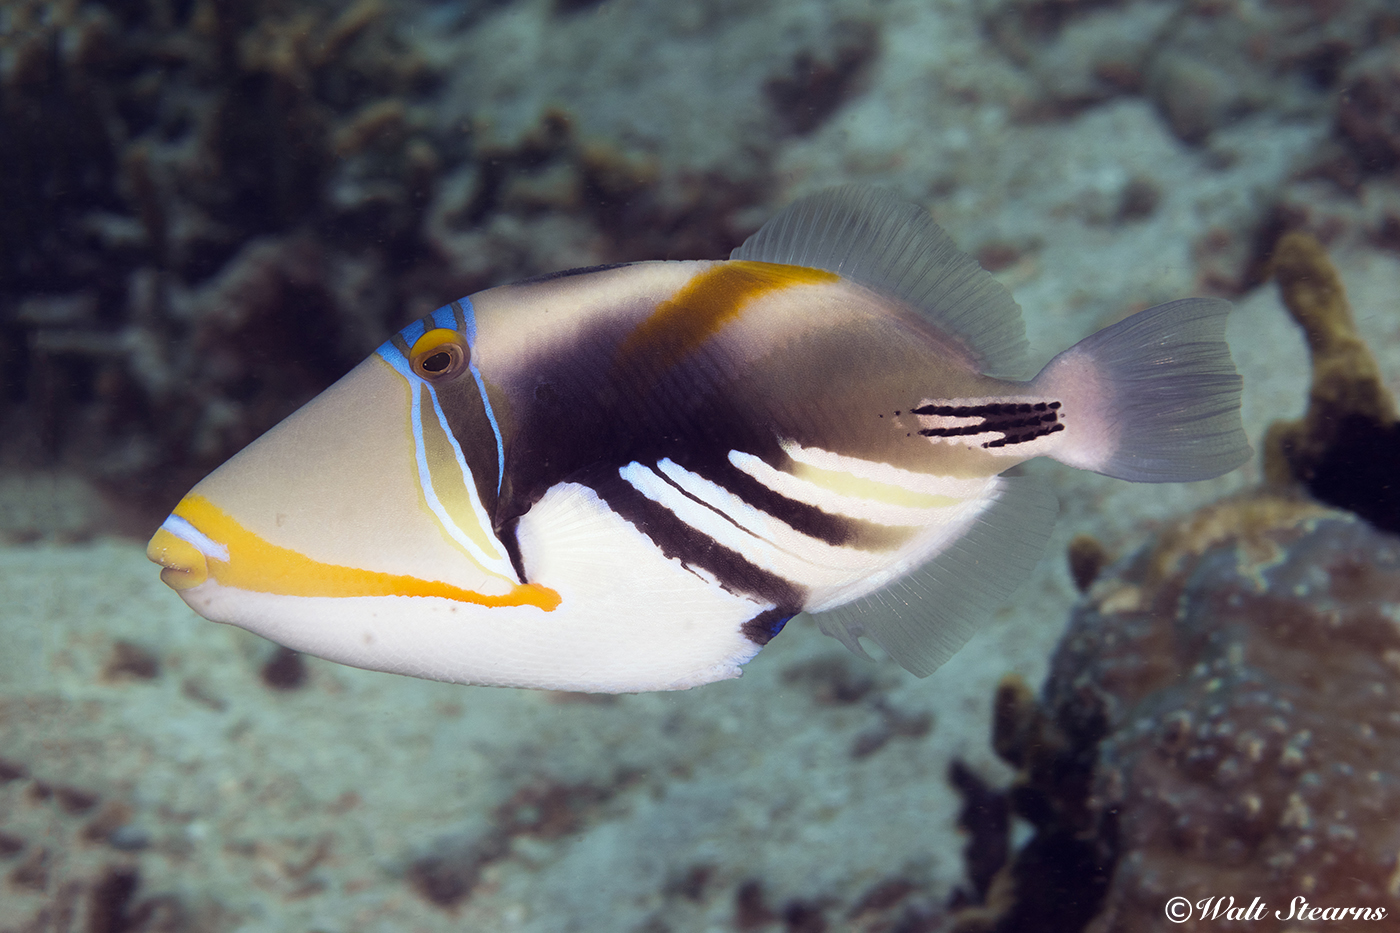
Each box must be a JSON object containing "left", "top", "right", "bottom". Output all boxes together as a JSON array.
[{"left": 422, "top": 350, "right": 453, "bottom": 373}]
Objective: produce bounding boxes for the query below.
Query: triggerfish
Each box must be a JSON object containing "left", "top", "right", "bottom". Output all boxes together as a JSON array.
[{"left": 148, "top": 187, "right": 1249, "bottom": 692}]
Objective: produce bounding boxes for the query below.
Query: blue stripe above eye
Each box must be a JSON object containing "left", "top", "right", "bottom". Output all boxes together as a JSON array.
[
  {"left": 437, "top": 302, "right": 470, "bottom": 338},
  {"left": 395, "top": 320, "right": 426, "bottom": 350}
]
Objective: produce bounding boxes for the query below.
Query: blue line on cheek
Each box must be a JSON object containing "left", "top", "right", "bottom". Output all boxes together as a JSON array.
[
  {"left": 447, "top": 297, "right": 505, "bottom": 497},
  {"left": 376, "top": 342, "right": 411, "bottom": 377},
  {"left": 472, "top": 364, "right": 506, "bottom": 496},
  {"left": 384, "top": 297, "right": 505, "bottom": 497}
]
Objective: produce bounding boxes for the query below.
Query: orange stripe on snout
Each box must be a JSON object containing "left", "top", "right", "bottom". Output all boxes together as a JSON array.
[
  {"left": 616, "top": 261, "right": 838, "bottom": 375},
  {"left": 172, "top": 494, "right": 561, "bottom": 611}
]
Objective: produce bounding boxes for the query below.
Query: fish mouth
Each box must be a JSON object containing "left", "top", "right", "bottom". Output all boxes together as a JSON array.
[{"left": 146, "top": 512, "right": 225, "bottom": 591}]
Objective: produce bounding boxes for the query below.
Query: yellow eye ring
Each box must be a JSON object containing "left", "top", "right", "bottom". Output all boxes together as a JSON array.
[{"left": 409, "top": 329, "right": 470, "bottom": 381}]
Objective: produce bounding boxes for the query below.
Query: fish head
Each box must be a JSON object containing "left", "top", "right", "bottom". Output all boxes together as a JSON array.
[{"left": 145, "top": 301, "right": 558, "bottom": 682}]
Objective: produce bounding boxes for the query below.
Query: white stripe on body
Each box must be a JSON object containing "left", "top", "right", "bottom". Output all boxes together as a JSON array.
[
  {"left": 779, "top": 440, "right": 991, "bottom": 500},
  {"left": 619, "top": 447, "right": 1000, "bottom": 614},
  {"left": 620, "top": 461, "right": 876, "bottom": 595},
  {"left": 728, "top": 450, "right": 959, "bottom": 527},
  {"left": 654, "top": 458, "right": 876, "bottom": 574},
  {"left": 764, "top": 443, "right": 1004, "bottom": 612}
]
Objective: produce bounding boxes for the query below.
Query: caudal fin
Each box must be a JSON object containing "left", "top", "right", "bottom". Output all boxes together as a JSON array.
[{"left": 1037, "top": 297, "right": 1250, "bottom": 483}]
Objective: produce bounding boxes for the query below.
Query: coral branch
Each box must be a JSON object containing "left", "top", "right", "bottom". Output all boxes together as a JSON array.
[{"left": 1263, "top": 231, "right": 1400, "bottom": 532}]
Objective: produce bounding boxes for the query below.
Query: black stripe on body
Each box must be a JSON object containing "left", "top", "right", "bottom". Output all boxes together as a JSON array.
[
  {"left": 691, "top": 455, "right": 909, "bottom": 551},
  {"left": 479, "top": 280, "right": 917, "bottom": 645},
  {"left": 742, "top": 607, "right": 794, "bottom": 646},
  {"left": 597, "top": 454, "right": 912, "bottom": 644},
  {"left": 913, "top": 401, "right": 1061, "bottom": 417},
  {"left": 432, "top": 372, "right": 503, "bottom": 507},
  {"left": 494, "top": 313, "right": 906, "bottom": 619},
  {"left": 982, "top": 422, "right": 1064, "bottom": 449},
  {"left": 585, "top": 463, "right": 806, "bottom": 617},
  {"left": 651, "top": 462, "right": 750, "bottom": 536},
  {"left": 915, "top": 400, "right": 1065, "bottom": 449}
]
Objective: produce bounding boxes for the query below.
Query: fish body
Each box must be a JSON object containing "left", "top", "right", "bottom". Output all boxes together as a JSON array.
[{"left": 148, "top": 188, "right": 1249, "bottom": 692}]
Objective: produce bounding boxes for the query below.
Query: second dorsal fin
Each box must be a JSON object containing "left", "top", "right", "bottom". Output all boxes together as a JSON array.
[{"left": 731, "top": 186, "right": 1029, "bottom": 378}]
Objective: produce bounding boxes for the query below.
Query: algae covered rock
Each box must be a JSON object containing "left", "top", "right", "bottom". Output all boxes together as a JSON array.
[
  {"left": 951, "top": 227, "right": 1400, "bottom": 933},
  {"left": 1049, "top": 495, "right": 1400, "bottom": 931}
]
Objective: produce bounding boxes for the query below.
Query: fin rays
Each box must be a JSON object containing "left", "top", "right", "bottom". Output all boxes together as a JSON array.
[
  {"left": 811, "top": 472, "right": 1059, "bottom": 677},
  {"left": 731, "top": 185, "right": 1030, "bottom": 378}
]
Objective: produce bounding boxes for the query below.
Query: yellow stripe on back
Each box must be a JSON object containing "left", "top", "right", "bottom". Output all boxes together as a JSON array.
[
  {"left": 617, "top": 261, "right": 838, "bottom": 374},
  {"left": 788, "top": 460, "right": 960, "bottom": 509},
  {"left": 171, "top": 494, "right": 561, "bottom": 611}
]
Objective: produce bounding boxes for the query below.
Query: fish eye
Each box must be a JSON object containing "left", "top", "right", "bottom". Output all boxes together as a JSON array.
[{"left": 409, "top": 329, "right": 470, "bottom": 382}]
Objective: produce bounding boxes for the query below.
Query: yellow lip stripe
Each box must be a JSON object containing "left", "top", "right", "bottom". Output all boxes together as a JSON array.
[{"left": 171, "top": 494, "right": 561, "bottom": 611}]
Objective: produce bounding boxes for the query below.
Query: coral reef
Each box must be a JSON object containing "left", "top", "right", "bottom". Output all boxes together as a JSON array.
[
  {"left": 1331, "top": 40, "right": 1400, "bottom": 187},
  {"left": 953, "top": 492, "right": 1400, "bottom": 933},
  {"left": 1060, "top": 496, "right": 1400, "bottom": 932},
  {"left": 949, "top": 232, "right": 1400, "bottom": 931},
  {"left": 0, "top": 4, "right": 755, "bottom": 524},
  {"left": 1263, "top": 231, "right": 1400, "bottom": 533},
  {"left": 5, "top": 0, "right": 1390, "bottom": 529},
  {"left": 763, "top": 21, "right": 877, "bottom": 137},
  {"left": 3, "top": 0, "right": 1399, "bottom": 930},
  {"left": 1243, "top": 33, "right": 1400, "bottom": 278},
  {"left": 1066, "top": 533, "right": 1111, "bottom": 595},
  {"left": 981, "top": 0, "right": 1400, "bottom": 295},
  {"left": 948, "top": 675, "right": 1116, "bottom": 933},
  {"left": 0, "top": 0, "right": 451, "bottom": 515},
  {"left": 981, "top": 0, "right": 1394, "bottom": 139},
  {"left": 424, "top": 108, "right": 765, "bottom": 286}
]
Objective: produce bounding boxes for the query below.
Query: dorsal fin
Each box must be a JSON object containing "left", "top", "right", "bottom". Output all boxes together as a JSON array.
[{"left": 731, "top": 186, "right": 1029, "bottom": 378}]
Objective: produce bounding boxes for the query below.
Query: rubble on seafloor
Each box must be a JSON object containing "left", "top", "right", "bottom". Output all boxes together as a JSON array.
[
  {"left": 949, "top": 235, "right": 1400, "bottom": 931},
  {"left": 0, "top": 750, "right": 229, "bottom": 933}
]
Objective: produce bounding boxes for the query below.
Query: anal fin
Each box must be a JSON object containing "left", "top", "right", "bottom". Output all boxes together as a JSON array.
[{"left": 809, "top": 472, "right": 1058, "bottom": 677}]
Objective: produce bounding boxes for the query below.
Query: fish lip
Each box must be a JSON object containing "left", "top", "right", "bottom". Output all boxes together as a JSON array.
[{"left": 146, "top": 512, "right": 223, "bottom": 591}]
